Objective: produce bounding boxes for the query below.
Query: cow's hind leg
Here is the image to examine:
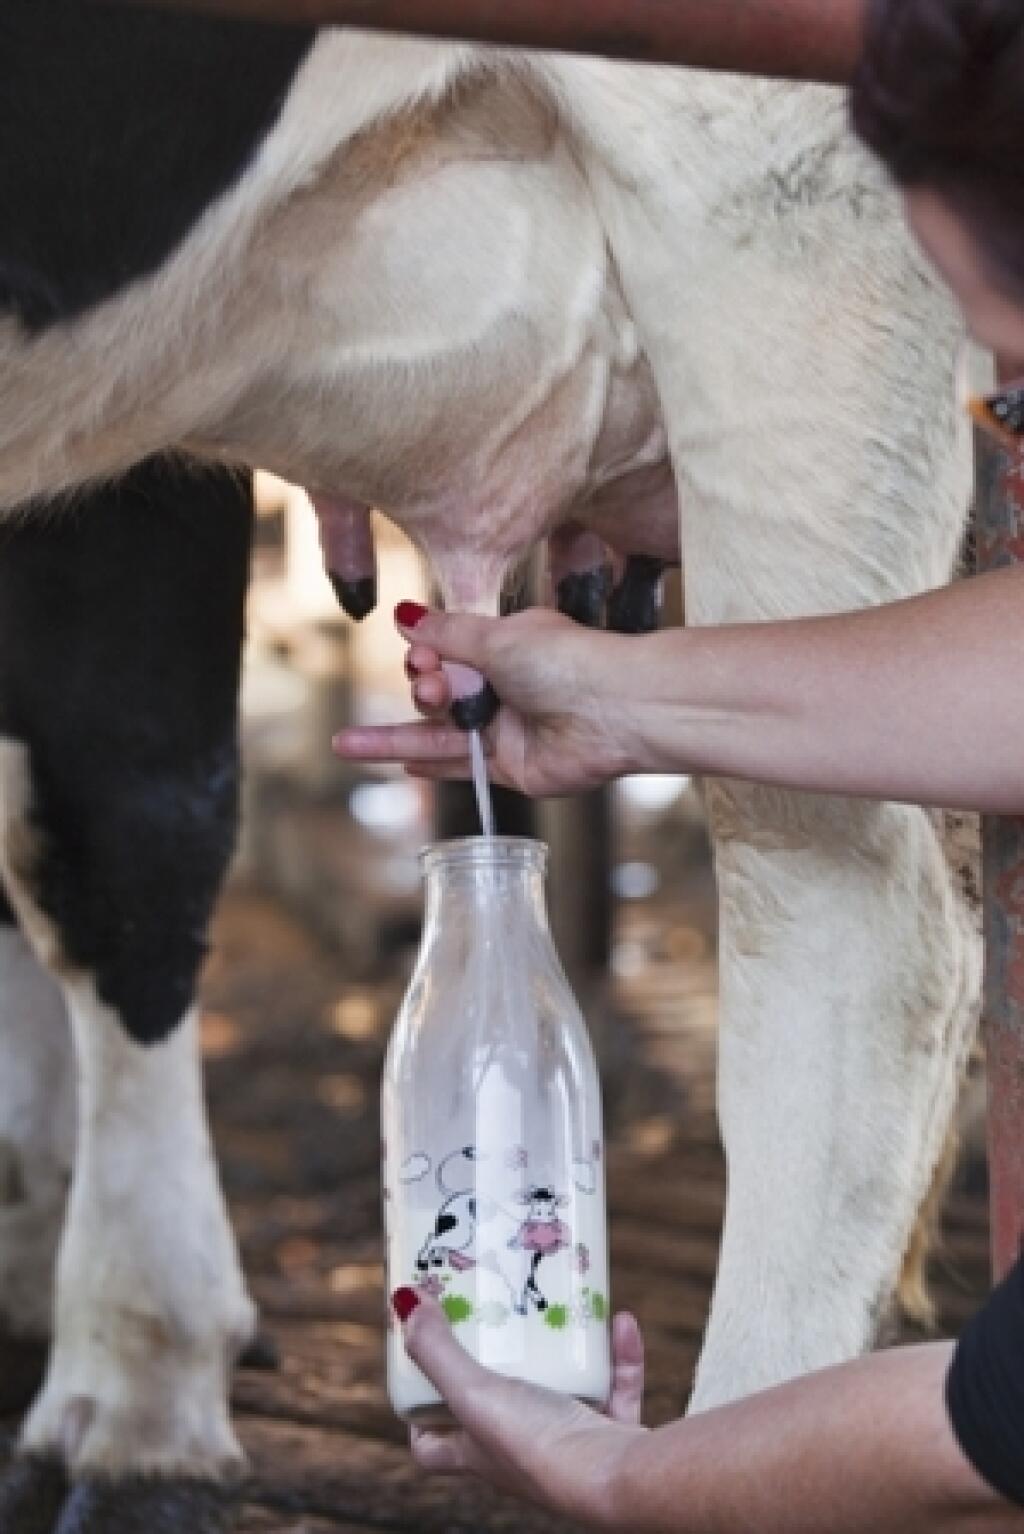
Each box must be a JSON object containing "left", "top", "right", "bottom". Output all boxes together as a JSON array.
[
  {"left": 681, "top": 439, "right": 982, "bottom": 1408},
  {"left": 0, "top": 460, "right": 254, "bottom": 1531},
  {"left": 690, "top": 783, "right": 979, "bottom": 1409},
  {"left": 663, "top": 182, "right": 982, "bottom": 1409},
  {"left": 0, "top": 891, "right": 74, "bottom": 1414},
  {"left": 682, "top": 461, "right": 982, "bottom": 1409}
]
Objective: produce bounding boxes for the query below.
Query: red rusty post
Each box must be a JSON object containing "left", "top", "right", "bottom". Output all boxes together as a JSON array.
[
  {"left": 106, "top": 0, "right": 865, "bottom": 82},
  {"left": 976, "top": 426, "right": 1024, "bottom": 1280}
]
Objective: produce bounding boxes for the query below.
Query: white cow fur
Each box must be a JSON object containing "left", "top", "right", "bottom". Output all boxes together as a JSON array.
[
  {"left": 0, "top": 33, "right": 981, "bottom": 1469},
  {"left": 22, "top": 999, "right": 253, "bottom": 1477}
]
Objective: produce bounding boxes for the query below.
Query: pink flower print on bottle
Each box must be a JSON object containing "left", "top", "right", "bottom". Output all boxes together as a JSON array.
[{"left": 508, "top": 1185, "right": 571, "bottom": 1315}]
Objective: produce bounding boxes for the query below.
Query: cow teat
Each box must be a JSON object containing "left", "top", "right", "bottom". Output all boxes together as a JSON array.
[{"left": 310, "top": 495, "right": 378, "bottom": 624}]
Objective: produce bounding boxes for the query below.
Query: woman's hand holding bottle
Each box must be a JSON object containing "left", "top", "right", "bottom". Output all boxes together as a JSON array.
[{"left": 392, "top": 1289, "right": 647, "bottom": 1527}]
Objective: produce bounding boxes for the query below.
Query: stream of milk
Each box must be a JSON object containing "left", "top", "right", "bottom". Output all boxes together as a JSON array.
[{"left": 469, "top": 728, "right": 495, "bottom": 838}]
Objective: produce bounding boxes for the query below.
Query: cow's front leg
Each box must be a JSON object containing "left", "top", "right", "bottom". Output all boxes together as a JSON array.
[
  {"left": 0, "top": 457, "right": 254, "bottom": 1530},
  {"left": 23, "top": 987, "right": 253, "bottom": 1480},
  {"left": 0, "top": 897, "right": 74, "bottom": 1412}
]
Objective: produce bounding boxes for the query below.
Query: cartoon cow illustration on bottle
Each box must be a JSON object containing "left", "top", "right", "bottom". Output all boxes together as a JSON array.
[
  {"left": 508, "top": 1184, "right": 571, "bottom": 1315},
  {"left": 409, "top": 1151, "right": 577, "bottom": 1315},
  {"left": 412, "top": 1150, "right": 517, "bottom": 1305},
  {"left": 416, "top": 1192, "right": 479, "bottom": 1280}
]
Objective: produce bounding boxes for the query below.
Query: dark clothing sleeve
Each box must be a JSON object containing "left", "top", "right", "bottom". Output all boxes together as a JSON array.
[{"left": 946, "top": 1254, "right": 1024, "bottom": 1508}]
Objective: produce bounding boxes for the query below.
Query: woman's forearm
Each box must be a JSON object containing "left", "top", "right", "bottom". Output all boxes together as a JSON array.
[
  {"left": 608, "top": 1344, "right": 1018, "bottom": 1534},
  {"left": 628, "top": 567, "right": 1024, "bottom": 813}
]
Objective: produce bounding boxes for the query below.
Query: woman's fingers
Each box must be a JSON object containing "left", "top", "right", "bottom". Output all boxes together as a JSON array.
[
  {"left": 412, "top": 674, "right": 451, "bottom": 716},
  {"left": 607, "top": 1313, "right": 645, "bottom": 1426},
  {"left": 333, "top": 722, "right": 471, "bottom": 763},
  {"left": 397, "top": 1292, "right": 522, "bottom": 1441},
  {"left": 397, "top": 1292, "right": 645, "bottom": 1521},
  {"left": 397, "top": 609, "right": 496, "bottom": 725},
  {"left": 395, "top": 606, "right": 497, "bottom": 664},
  {"left": 410, "top": 1426, "right": 479, "bottom": 1476},
  {"left": 407, "top": 644, "right": 451, "bottom": 712},
  {"left": 406, "top": 642, "right": 444, "bottom": 676}
]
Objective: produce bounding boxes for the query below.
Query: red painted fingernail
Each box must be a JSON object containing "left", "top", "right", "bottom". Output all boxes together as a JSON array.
[
  {"left": 392, "top": 1287, "right": 421, "bottom": 1323},
  {"left": 395, "top": 602, "right": 429, "bottom": 629}
]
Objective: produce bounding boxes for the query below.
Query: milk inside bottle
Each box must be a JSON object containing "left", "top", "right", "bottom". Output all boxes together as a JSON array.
[{"left": 382, "top": 836, "right": 611, "bottom": 1424}]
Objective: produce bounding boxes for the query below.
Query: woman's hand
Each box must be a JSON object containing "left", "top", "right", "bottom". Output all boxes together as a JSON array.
[
  {"left": 393, "top": 1288, "right": 647, "bottom": 1526},
  {"left": 333, "top": 605, "right": 646, "bottom": 797}
]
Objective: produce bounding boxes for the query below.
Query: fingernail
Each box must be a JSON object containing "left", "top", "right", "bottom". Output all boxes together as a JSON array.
[
  {"left": 392, "top": 1287, "right": 421, "bottom": 1323},
  {"left": 395, "top": 601, "right": 429, "bottom": 630}
]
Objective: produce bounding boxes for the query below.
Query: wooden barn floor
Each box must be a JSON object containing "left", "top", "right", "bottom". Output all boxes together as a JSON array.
[{"left": 0, "top": 876, "right": 993, "bottom": 1534}]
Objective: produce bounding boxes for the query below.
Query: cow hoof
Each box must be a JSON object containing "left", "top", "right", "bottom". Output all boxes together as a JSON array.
[
  {"left": 53, "top": 1477, "right": 239, "bottom": 1534},
  {"left": 0, "top": 1455, "right": 69, "bottom": 1534},
  {"left": 238, "top": 1330, "right": 279, "bottom": 1373},
  {"left": 0, "top": 1332, "right": 49, "bottom": 1416}
]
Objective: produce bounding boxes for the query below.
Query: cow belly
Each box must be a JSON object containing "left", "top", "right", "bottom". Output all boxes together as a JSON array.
[{"left": 0, "top": 59, "right": 676, "bottom": 625}]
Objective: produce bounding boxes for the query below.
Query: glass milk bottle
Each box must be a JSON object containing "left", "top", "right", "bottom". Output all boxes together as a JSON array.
[{"left": 383, "top": 836, "right": 611, "bottom": 1424}]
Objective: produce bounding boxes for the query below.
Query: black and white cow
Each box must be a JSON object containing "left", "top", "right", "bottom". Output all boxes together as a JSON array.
[
  {"left": 0, "top": 4, "right": 979, "bottom": 1530},
  {"left": 417, "top": 1193, "right": 479, "bottom": 1275}
]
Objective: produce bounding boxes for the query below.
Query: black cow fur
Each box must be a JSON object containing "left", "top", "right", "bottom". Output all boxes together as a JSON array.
[
  {"left": 0, "top": 458, "right": 252, "bottom": 1045},
  {"left": 0, "top": 2, "right": 314, "bottom": 332}
]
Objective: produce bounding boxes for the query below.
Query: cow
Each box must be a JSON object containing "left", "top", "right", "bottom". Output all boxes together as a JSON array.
[
  {"left": 0, "top": 4, "right": 979, "bottom": 1527},
  {"left": 417, "top": 1193, "right": 481, "bottom": 1277},
  {"left": 509, "top": 1187, "right": 572, "bottom": 1315}
]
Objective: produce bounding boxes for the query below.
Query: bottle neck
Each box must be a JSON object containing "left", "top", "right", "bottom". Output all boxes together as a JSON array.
[
  {"left": 423, "top": 863, "right": 549, "bottom": 932},
  {"left": 418, "top": 838, "right": 554, "bottom": 954}
]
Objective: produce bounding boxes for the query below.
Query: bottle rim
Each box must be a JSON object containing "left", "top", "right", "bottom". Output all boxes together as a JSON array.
[{"left": 419, "top": 836, "right": 549, "bottom": 873}]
